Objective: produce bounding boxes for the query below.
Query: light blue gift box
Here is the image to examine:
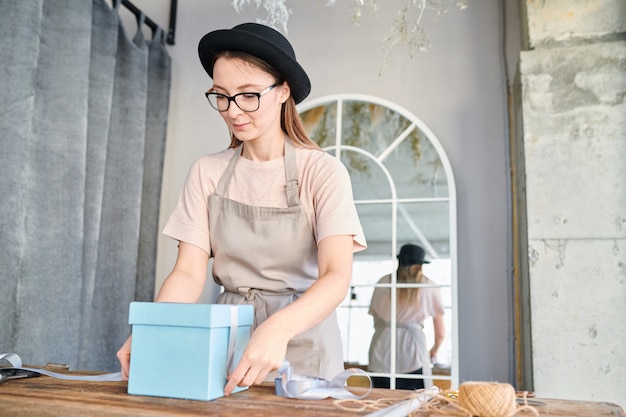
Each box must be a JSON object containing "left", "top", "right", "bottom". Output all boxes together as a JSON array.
[{"left": 127, "top": 302, "right": 254, "bottom": 401}]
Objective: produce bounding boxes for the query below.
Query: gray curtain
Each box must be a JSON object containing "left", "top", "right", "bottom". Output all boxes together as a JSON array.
[{"left": 0, "top": 0, "right": 171, "bottom": 372}]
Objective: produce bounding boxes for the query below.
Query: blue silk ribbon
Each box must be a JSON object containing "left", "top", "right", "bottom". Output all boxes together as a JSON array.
[{"left": 274, "top": 359, "right": 372, "bottom": 400}]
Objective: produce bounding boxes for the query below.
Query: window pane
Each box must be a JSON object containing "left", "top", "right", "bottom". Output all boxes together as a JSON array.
[
  {"left": 397, "top": 201, "right": 450, "bottom": 257},
  {"left": 382, "top": 129, "right": 449, "bottom": 199},
  {"left": 341, "top": 150, "right": 392, "bottom": 200},
  {"left": 301, "top": 103, "right": 337, "bottom": 147},
  {"left": 340, "top": 101, "right": 412, "bottom": 156},
  {"left": 354, "top": 203, "right": 394, "bottom": 264}
]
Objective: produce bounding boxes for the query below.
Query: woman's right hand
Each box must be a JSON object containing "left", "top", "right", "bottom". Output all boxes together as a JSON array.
[
  {"left": 116, "top": 336, "right": 132, "bottom": 380},
  {"left": 223, "top": 318, "right": 289, "bottom": 396}
]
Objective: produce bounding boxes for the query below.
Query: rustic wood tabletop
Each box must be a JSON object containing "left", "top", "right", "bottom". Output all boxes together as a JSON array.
[{"left": 0, "top": 373, "right": 624, "bottom": 417}]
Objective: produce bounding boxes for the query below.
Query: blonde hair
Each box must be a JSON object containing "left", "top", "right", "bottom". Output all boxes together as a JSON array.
[
  {"left": 213, "top": 51, "right": 320, "bottom": 150},
  {"left": 396, "top": 264, "right": 423, "bottom": 307}
]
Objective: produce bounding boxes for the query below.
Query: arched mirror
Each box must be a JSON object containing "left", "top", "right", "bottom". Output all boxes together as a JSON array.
[{"left": 299, "top": 94, "right": 458, "bottom": 389}]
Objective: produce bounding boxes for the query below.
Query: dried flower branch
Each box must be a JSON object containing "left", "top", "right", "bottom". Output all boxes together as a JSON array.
[
  {"left": 230, "top": 0, "right": 467, "bottom": 72},
  {"left": 231, "top": 0, "right": 292, "bottom": 33},
  {"left": 377, "top": 0, "right": 467, "bottom": 74}
]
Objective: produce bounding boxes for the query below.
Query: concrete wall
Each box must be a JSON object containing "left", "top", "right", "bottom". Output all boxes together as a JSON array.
[
  {"left": 123, "top": 0, "right": 515, "bottom": 388},
  {"left": 518, "top": 0, "right": 626, "bottom": 407}
]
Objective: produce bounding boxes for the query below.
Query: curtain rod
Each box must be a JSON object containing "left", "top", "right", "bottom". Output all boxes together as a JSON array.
[{"left": 116, "top": 0, "right": 177, "bottom": 45}]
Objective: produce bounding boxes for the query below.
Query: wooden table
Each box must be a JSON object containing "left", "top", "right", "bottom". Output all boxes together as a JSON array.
[{"left": 0, "top": 374, "right": 624, "bottom": 416}]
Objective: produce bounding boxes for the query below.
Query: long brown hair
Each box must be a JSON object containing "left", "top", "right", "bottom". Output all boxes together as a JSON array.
[
  {"left": 213, "top": 51, "right": 320, "bottom": 150},
  {"left": 396, "top": 264, "right": 423, "bottom": 307}
]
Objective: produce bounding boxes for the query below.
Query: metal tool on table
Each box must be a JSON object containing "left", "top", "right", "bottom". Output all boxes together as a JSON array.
[{"left": 0, "top": 368, "right": 41, "bottom": 384}]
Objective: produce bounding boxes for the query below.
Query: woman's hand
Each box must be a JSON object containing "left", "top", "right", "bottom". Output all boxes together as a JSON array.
[
  {"left": 430, "top": 312, "right": 445, "bottom": 365},
  {"left": 116, "top": 336, "right": 132, "bottom": 380},
  {"left": 223, "top": 319, "right": 289, "bottom": 396},
  {"left": 115, "top": 242, "right": 208, "bottom": 381},
  {"left": 223, "top": 235, "right": 354, "bottom": 396}
]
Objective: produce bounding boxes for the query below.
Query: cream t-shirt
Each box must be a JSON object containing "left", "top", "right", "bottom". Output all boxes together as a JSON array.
[
  {"left": 369, "top": 274, "right": 444, "bottom": 323},
  {"left": 163, "top": 145, "right": 367, "bottom": 256}
]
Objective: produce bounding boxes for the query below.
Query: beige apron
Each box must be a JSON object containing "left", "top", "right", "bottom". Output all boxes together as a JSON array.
[
  {"left": 208, "top": 139, "right": 344, "bottom": 380},
  {"left": 371, "top": 318, "right": 433, "bottom": 387}
]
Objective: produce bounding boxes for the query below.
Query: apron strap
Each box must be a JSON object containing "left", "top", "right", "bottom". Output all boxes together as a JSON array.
[
  {"left": 214, "top": 144, "right": 242, "bottom": 196},
  {"left": 374, "top": 318, "right": 424, "bottom": 331},
  {"left": 221, "top": 288, "right": 299, "bottom": 329},
  {"left": 284, "top": 139, "right": 300, "bottom": 207}
]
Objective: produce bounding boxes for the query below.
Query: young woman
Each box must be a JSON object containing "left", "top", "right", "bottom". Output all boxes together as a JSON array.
[
  {"left": 117, "top": 23, "right": 366, "bottom": 396},
  {"left": 368, "top": 244, "right": 445, "bottom": 390}
]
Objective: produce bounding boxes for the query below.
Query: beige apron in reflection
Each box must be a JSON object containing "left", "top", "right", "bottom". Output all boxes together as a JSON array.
[
  {"left": 371, "top": 318, "right": 433, "bottom": 387},
  {"left": 208, "top": 139, "right": 344, "bottom": 380}
]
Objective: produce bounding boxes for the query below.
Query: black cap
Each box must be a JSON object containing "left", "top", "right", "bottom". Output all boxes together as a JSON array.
[{"left": 397, "top": 244, "right": 430, "bottom": 266}]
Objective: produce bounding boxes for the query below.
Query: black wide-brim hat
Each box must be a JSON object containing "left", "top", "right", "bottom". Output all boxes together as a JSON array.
[
  {"left": 398, "top": 244, "right": 430, "bottom": 266},
  {"left": 198, "top": 23, "right": 311, "bottom": 104}
]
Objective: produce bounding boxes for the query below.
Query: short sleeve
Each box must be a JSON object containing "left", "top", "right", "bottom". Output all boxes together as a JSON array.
[
  {"left": 422, "top": 277, "right": 445, "bottom": 317},
  {"left": 162, "top": 157, "right": 213, "bottom": 255},
  {"left": 302, "top": 151, "right": 367, "bottom": 252}
]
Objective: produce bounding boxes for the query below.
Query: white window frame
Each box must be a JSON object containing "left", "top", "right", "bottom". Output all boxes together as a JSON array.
[{"left": 299, "top": 94, "right": 459, "bottom": 389}]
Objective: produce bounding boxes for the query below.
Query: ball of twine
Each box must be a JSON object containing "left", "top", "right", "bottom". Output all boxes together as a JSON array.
[{"left": 457, "top": 381, "right": 517, "bottom": 417}]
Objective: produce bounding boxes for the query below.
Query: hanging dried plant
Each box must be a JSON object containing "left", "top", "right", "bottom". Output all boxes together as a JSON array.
[
  {"left": 231, "top": 1, "right": 467, "bottom": 71},
  {"left": 231, "top": 0, "right": 292, "bottom": 33},
  {"left": 378, "top": 0, "right": 467, "bottom": 74}
]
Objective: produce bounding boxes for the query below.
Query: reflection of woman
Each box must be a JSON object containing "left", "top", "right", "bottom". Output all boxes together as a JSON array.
[{"left": 368, "top": 244, "right": 445, "bottom": 390}]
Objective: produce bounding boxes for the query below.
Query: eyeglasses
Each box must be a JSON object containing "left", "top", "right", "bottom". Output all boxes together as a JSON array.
[{"left": 204, "top": 83, "right": 278, "bottom": 112}]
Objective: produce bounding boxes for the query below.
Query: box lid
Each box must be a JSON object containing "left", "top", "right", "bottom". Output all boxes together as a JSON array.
[{"left": 128, "top": 302, "right": 254, "bottom": 328}]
